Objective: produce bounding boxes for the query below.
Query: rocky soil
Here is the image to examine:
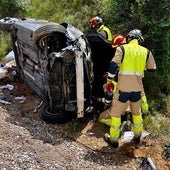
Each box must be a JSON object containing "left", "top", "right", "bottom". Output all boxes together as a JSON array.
[{"left": 0, "top": 77, "right": 170, "bottom": 170}]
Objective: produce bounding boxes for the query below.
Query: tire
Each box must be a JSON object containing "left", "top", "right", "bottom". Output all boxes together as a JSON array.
[
  {"left": 41, "top": 105, "right": 74, "bottom": 124},
  {"left": 32, "top": 24, "right": 66, "bottom": 50}
]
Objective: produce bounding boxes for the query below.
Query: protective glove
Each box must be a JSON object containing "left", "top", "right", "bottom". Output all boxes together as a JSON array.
[
  {"left": 103, "top": 80, "right": 114, "bottom": 93},
  {"left": 103, "top": 79, "right": 117, "bottom": 105},
  {"left": 103, "top": 81, "right": 113, "bottom": 105}
]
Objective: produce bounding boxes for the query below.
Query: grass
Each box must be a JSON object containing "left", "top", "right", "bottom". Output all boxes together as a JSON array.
[
  {"left": 143, "top": 94, "right": 170, "bottom": 143},
  {"left": 143, "top": 113, "right": 170, "bottom": 143}
]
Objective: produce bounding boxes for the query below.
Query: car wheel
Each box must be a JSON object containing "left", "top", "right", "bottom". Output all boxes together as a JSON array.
[
  {"left": 32, "top": 24, "right": 66, "bottom": 50},
  {"left": 41, "top": 105, "right": 74, "bottom": 124}
]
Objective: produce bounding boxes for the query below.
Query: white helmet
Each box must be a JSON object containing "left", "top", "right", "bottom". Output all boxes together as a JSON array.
[{"left": 126, "top": 29, "right": 144, "bottom": 42}]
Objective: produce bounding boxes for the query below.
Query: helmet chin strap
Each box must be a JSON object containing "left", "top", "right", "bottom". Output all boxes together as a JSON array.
[
  {"left": 126, "top": 37, "right": 138, "bottom": 43},
  {"left": 126, "top": 36, "right": 131, "bottom": 43}
]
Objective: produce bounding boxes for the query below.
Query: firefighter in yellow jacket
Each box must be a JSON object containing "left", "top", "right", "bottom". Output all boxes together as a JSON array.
[
  {"left": 99, "top": 34, "right": 150, "bottom": 126},
  {"left": 90, "top": 16, "right": 112, "bottom": 41},
  {"left": 102, "top": 29, "right": 156, "bottom": 148}
]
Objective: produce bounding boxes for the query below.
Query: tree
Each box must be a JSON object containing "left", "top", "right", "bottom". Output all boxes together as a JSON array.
[
  {"left": 0, "top": 0, "right": 29, "bottom": 59},
  {"left": 0, "top": 0, "right": 28, "bottom": 18},
  {"left": 111, "top": 0, "right": 170, "bottom": 93}
]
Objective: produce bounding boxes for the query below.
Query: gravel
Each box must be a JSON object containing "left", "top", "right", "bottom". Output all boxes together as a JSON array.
[{"left": 0, "top": 105, "right": 141, "bottom": 170}]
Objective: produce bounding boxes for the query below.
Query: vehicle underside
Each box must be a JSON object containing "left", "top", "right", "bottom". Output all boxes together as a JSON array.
[{"left": 0, "top": 17, "right": 114, "bottom": 123}]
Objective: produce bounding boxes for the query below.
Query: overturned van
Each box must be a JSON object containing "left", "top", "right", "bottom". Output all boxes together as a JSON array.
[{"left": 0, "top": 17, "right": 115, "bottom": 123}]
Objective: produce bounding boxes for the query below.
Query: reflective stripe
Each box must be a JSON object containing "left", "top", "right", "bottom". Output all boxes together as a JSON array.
[
  {"left": 119, "top": 71, "right": 144, "bottom": 76},
  {"left": 105, "top": 99, "right": 112, "bottom": 104},
  {"left": 105, "top": 119, "right": 110, "bottom": 123},
  {"left": 133, "top": 123, "right": 142, "bottom": 127},
  {"left": 132, "top": 114, "right": 143, "bottom": 134},
  {"left": 104, "top": 119, "right": 111, "bottom": 126},
  {"left": 110, "top": 117, "right": 121, "bottom": 140},
  {"left": 99, "top": 119, "right": 111, "bottom": 126},
  {"left": 111, "top": 125, "right": 120, "bottom": 130}
]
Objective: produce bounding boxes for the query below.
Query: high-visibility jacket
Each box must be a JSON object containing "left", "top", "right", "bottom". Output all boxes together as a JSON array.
[
  {"left": 97, "top": 24, "right": 112, "bottom": 41},
  {"left": 119, "top": 39, "right": 148, "bottom": 76}
]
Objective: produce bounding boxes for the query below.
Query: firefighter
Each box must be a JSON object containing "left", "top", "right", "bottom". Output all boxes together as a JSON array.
[
  {"left": 103, "top": 34, "right": 126, "bottom": 105},
  {"left": 99, "top": 35, "right": 150, "bottom": 126},
  {"left": 98, "top": 34, "right": 126, "bottom": 126},
  {"left": 90, "top": 16, "right": 112, "bottom": 41},
  {"left": 102, "top": 29, "right": 156, "bottom": 148}
]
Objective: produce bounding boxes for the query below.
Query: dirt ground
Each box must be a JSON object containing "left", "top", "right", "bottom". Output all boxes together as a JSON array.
[{"left": 0, "top": 76, "right": 170, "bottom": 170}]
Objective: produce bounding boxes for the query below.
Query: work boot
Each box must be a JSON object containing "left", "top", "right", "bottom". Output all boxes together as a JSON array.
[
  {"left": 133, "top": 136, "right": 141, "bottom": 144},
  {"left": 130, "top": 136, "right": 141, "bottom": 147},
  {"left": 104, "top": 133, "right": 119, "bottom": 148}
]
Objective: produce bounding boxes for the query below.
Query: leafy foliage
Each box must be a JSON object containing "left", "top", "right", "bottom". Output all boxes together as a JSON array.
[
  {"left": 0, "top": 0, "right": 29, "bottom": 61},
  {"left": 25, "top": 0, "right": 116, "bottom": 32},
  {"left": 111, "top": 0, "right": 170, "bottom": 96},
  {"left": 0, "top": 0, "right": 28, "bottom": 18}
]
